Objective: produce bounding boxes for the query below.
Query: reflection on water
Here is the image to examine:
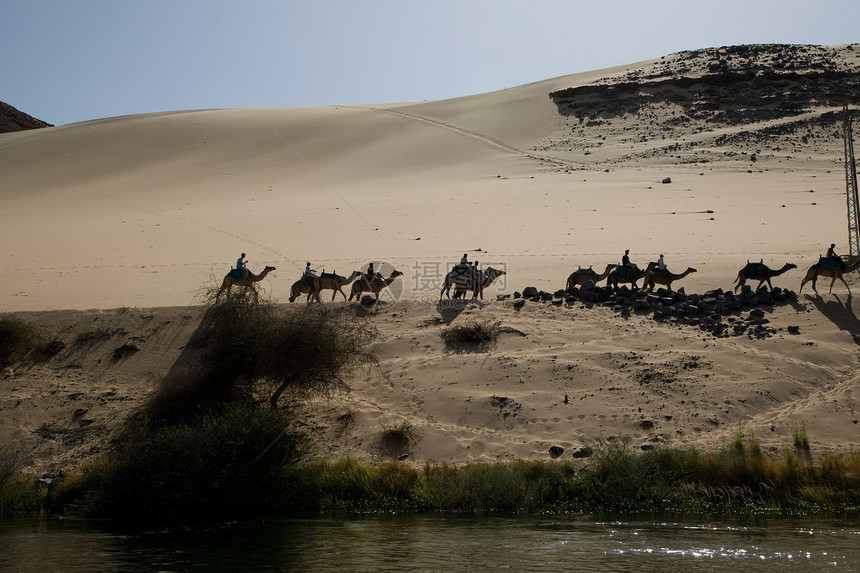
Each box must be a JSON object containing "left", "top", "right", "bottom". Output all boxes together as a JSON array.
[{"left": 1, "top": 514, "right": 858, "bottom": 572}]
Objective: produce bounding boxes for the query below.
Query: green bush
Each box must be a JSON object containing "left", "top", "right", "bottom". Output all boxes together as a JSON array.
[
  {"left": 0, "top": 445, "right": 44, "bottom": 515},
  {"left": 77, "top": 404, "right": 305, "bottom": 520}
]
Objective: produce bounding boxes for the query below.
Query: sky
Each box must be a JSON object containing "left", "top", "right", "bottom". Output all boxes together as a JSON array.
[{"left": 3, "top": 0, "right": 859, "bottom": 126}]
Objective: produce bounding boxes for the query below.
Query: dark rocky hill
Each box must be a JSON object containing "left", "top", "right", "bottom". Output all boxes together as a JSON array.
[
  {"left": 543, "top": 44, "right": 860, "bottom": 166},
  {"left": 0, "top": 101, "right": 53, "bottom": 133}
]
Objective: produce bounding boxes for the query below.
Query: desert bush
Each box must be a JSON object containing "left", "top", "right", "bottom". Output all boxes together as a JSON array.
[
  {"left": 143, "top": 292, "right": 380, "bottom": 422},
  {"left": 378, "top": 422, "right": 418, "bottom": 459},
  {"left": 440, "top": 320, "right": 501, "bottom": 349},
  {"left": 197, "top": 292, "right": 379, "bottom": 408}
]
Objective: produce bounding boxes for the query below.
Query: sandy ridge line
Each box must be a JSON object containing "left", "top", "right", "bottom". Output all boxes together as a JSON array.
[{"left": 356, "top": 105, "right": 577, "bottom": 169}]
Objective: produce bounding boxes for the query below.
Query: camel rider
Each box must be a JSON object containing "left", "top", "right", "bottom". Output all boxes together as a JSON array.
[
  {"left": 657, "top": 254, "right": 666, "bottom": 271},
  {"left": 461, "top": 253, "right": 469, "bottom": 265},
  {"left": 621, "top": 249, "right": 630, "bottom": 267},
  {"left": 826, "top": 244, "right": 846, "bottom": 269},
  {"left": 366, "top": 261, "right": 381, "bottom": 281},
  {"left": 237, "top": 253, "right": 249, "bottom": 278},
  {"left": 303, "top": 262, "right": 318, "bottom": 287}
]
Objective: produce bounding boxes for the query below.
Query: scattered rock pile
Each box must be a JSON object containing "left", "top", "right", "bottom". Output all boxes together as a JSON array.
[{"left": 511, "top": 282, "right": 799, "bottom": 339}]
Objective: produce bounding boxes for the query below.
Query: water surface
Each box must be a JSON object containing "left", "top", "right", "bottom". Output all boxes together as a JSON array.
[{"left": 1, "top": 514, "right": 858, "bottom": 571}]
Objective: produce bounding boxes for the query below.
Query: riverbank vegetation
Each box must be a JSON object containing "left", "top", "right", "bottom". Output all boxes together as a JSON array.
[
  {"left": 5, "top": 430, "right": 859, "bottom": 519},
  {"left": 2, "top": 294, "right": 859, "bottom": 520}
]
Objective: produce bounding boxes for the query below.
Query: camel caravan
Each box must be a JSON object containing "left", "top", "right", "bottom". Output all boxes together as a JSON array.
[
  {"left": 217, "top": 244, "right": 858, "bottom": 308},
  {"left": 563, "top": 245, "right": 856, "bottom": 301}
]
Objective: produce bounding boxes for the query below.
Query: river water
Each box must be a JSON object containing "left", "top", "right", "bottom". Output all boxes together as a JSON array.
[{"left": 1, "top": 514, "right": 858, "bottom": 572}]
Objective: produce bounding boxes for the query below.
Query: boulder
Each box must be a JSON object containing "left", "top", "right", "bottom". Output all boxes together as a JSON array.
[{"left": 522, "top": 286, "right": 539, "bottom": 298}]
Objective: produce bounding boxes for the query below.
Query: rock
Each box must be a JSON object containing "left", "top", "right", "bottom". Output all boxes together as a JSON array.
[
  {"left": 788, "top": 325, "right": 800, "bottom": 334},
  {"left": 662, "top": 177, "right": 672, "bottom": 184},
  {"left": 522, "top": 286, "right": 539, "bottom": 298},
  {"left": 513, "top": 291, "right": 522, "bottom": 299},
  {"left": 549, "top": 446, "right": 565, "bottom": 459},
  {"left": 757, "top": 290, "right": 774, "bottom": 305},
  {"left": 513, "top": 299, "right": 526, "bottom": 310}
]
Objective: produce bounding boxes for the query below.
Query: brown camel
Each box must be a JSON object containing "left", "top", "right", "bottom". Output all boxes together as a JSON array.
[
  {"left": 606, "top": 262, "right": 656, "bottom": 289},
  {"left": 217, "top": 265, "right": 276, "bottom": 300},
  {"left": 445, "top": 267, "right": 506, "bottom": 300},
  {"left": 315, "top": 270, "right": 363, "bottom": 301},
  {"left": 566, "top": 264, "right": 616, "bottom": 291},
  {"left": 349, "top": 270, "right": 403, "bottom": 302},
  {"left": 643, "top": 266, "right": 697, "bottom": 292},
  {"left": 733, "top": 261, "right": 796, "bottom": 292},
  {"left": 288, "top": 279, "right": 321, "bottom": 303},
  {"left": 799, "top": 257, "right": 860, "bottom": 294}
]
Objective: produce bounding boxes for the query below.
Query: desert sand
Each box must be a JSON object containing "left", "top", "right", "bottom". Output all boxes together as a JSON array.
[{"left": 1, "top": 44, "right": 859, "bottom": 473}]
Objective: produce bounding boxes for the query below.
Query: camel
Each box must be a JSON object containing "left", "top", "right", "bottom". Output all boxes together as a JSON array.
[
  {"left": 441, "top": 266, "right": 507, "bottom": 300},
  {"left": 606, "top": 262, "right": 656, "bottom": 289},
  {"left": 315, "top": 270, "right": 363, "bottom": 301},
  {"left": 733, "top": 261, "right": 797, "bottom": 292},
  {"left": 217, "top": 265, "right": 276, "bottom": 300},
  {"left": 288, "top": 279, "right": 321, "bottom": 303},
  {"left": 566, "top": 264, "right": 616, "bottom": 292},
  {"left": 799, "top": 257, "right": 860, "bottom": 294},
  {"left": 348, "top": 270, "right": 403, "bottom": 302},
  {"left": 642, "top": 266, "right": 697, "bottom": 292}
]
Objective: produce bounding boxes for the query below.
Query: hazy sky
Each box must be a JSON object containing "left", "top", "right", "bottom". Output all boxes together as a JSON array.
[{"left": 3, "top": 0, "right": 859, "bottom": 126}]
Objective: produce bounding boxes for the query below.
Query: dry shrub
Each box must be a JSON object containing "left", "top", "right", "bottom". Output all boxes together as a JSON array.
[
  {"left": 146, "top": 289, "right": 380, "bottom": 420},
  {"left": 441, "top": 320, "right": 501, "bottom": 349}
]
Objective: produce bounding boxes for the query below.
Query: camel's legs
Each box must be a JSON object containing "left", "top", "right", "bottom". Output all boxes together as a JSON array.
[{"left": 834, "top": 275, "right": 851, "bottom": 294}]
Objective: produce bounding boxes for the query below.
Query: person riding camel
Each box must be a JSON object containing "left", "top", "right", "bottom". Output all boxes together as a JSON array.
[
  {"left": 303, "top": 262, "right": 318, "bottom": 287},
  {"left": 826, "top": 244, "right": 846, "bottom": 269},
  {"left": 621, "top": 249, "right": 630, "bottom": 267},
  {"left": 236, "top": 253, "right": 249, "bottom": 278}
]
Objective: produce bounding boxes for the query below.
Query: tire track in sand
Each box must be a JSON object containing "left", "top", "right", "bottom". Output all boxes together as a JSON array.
[{"left": 356, "top": 106, "right": 574, "bottom": 169}]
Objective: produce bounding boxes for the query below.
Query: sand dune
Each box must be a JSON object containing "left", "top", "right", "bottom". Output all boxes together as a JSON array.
[{"left": 2, "top": 44, "right": 860, "bottom": 472}]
